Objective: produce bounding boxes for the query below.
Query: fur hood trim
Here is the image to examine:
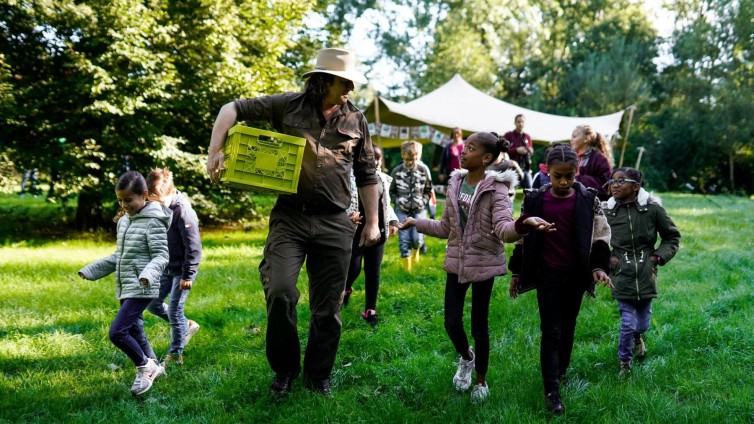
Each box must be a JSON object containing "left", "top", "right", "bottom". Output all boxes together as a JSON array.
[
  {"left": 605, "top": 187, "right": 662, "bottom": 209},
  {"left": 449, "top": 168, "right": 519, "bottom": 189}
]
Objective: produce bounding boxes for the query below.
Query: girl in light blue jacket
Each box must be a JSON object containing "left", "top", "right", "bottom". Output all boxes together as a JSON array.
[{"left": 78, "top": 171, "right": 171, "bottom": 396}]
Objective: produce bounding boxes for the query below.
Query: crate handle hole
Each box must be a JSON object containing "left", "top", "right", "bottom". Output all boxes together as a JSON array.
[{"left": 256, "top": 136, "right": 283, "bottom": 147}]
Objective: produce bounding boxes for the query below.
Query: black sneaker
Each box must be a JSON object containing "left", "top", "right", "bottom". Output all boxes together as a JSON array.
[
  {"left": 270, "top": 372, "right": 297, "bottom": 396},
  {"left": 546, "top": 391, "right": 565, "bottom": 415},
  {"left": 305, "top": 377, "right": 333, "bottom": 397}
]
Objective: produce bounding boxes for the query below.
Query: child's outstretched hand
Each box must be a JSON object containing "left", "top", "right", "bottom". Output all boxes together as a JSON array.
[
  {"left": 523, "top": 216, "right": 556, "bottom": 232},
  {"left": 592, "top": 269, "right": 614, "bottom": 288},
  {"left": 399, "top": 217, "right": 416, "bottom": 230},
  {"left": 509, "top": 276, "right": 520, "bottom": 299}
]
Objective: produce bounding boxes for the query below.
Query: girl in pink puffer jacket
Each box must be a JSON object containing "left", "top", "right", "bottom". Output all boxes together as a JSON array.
[{"left": 401, "top": 132, "right": 551, "bottom": 404}]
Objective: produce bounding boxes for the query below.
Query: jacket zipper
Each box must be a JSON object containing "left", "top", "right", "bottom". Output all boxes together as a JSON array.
[
  {"left": 627, "top": 205, "right": 640, "bottom": 299},
  {"left": 117, "top": 220, "right": 131, "bottom": 293}
]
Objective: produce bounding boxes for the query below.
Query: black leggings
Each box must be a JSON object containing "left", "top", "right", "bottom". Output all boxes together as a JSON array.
[
  {"left": 536, "top": 268, "right": 585, "bottom": 394},
  {"left": 444, "top": 273, "right": 494, "bottom": 376},
  {"left": 345, "top": 227, "right": 386, "bottom": 311}
]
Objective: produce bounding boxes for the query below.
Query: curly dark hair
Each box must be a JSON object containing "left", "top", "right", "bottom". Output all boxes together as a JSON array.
[{"left": 304, "top": 73, "right": 335, "bottom": 106}]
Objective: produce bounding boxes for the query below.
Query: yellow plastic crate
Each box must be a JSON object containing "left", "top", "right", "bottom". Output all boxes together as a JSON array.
[{"left": 219, "top": 125, "right": 306, "bottom": 193}]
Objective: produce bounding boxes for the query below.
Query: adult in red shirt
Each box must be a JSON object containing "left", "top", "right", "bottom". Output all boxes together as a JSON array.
[
  {"left": 439, "top": 127, "right": 465, "bottom": 184},
  {"left": 503, "top": 114, "right": 534, "bottom": 189}
]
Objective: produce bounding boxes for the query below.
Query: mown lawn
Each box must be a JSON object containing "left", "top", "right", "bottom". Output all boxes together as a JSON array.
[{"left": 1, "top": 193, "right": 753, "bottom": 423}]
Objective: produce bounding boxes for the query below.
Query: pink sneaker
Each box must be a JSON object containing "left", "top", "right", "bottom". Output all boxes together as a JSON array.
[{"left": 361, "top": 309, "right": 378, "bottom": 326}]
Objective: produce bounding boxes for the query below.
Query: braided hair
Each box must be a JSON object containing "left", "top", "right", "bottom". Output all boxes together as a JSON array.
[{"left": 546, "top": 143, "right": 579, "bottom": 168}]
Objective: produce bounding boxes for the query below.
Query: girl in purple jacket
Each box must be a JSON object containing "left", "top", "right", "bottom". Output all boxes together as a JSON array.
[
  {"left": 401, "top": 132, "right": 551, "bottom": 404},
  {"left": 570, "top": 125, "right": 613, "bottom": 200}
]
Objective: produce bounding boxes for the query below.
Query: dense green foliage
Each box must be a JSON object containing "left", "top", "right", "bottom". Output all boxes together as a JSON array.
[
  {"left": 1, "top": 193, "right": 753, "bottom": 422},
  {"left": 1, "top": 0, "right": 752, "bottom": 230},
  {"left": 332, "top": 0, "right": 754, "bottom": 194},
  {"left": 0, "top": 0, "right": 318, "bottom": 227}
]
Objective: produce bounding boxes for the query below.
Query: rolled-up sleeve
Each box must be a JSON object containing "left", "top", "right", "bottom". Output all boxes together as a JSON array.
[{"left": 234, "top": 94, "right": 288, "bottom": 128}]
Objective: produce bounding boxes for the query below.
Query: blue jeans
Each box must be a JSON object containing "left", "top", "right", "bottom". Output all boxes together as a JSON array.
[
  {"left": 395, "top": 208, "right": 426, "bottom": 258},
  {"left": 110, "top": 298, "right": 157, "bottom": 366},
  {"left": 617, "top": 299, "right": 652, "bottom": 361},
  {"left": 147, "top": 275, "right": 190, "bottom": 354}
]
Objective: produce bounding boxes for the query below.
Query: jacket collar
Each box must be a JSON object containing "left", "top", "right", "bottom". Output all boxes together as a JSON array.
[
  {"left": 449, "top": 168, "right": 520, "bottom": 191},
  {"left": 604, "top": 188, "right": 661, "bottom": 211}
]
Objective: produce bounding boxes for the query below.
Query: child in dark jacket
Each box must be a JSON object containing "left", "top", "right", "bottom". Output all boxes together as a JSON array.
[
  {"left": 508, "top": 143, "right": 613, "bottom": 415},
  {"left": 602, "top": 167, "right": 681, "bottom": 378},
  {"left": 146, "top": 168, "right": 203, "bottom": 367},
  {"left": 401, "top": 132, "right": 551, "bottom": 404}
]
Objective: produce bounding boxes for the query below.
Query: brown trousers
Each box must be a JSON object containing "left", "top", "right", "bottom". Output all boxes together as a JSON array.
[{"left": 259, "top": 203, "right": 355, "bottom": 380}]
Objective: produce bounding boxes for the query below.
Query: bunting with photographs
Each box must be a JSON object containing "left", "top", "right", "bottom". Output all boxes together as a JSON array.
[{"left": 369, "top": 123, "right": 451, "bottom": 146}]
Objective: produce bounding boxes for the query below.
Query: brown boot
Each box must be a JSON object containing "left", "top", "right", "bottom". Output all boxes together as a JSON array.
[{"left": 619, "top": 360, "right": 631, "bottom": 380}]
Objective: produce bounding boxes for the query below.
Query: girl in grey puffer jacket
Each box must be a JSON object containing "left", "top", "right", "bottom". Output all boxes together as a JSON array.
[
  {"left": 78, "top": 171, "right": 171, "bottom": 396},
  {"left": 401, "top": 132, "right": 551, "bottom": 404}
]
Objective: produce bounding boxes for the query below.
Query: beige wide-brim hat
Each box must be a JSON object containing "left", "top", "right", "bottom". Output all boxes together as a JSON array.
[{"left": 302, "top": 48, "right": 367, "bottom": 85}]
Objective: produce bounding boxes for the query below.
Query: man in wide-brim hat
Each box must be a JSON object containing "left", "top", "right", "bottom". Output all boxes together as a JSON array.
[{"left": 206, "top": 48, "right": 380, "bottom": 397}]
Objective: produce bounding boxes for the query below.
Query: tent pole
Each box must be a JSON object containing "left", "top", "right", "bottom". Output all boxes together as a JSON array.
[
  {"left": 374, "top": 89, "right": 382, "bottom": 148},
  {"left": 635, "top": 146, "right": 646, "bottom": 170},
  {"left": 618, "top": 105, "right": 636, "bottom": 168}
]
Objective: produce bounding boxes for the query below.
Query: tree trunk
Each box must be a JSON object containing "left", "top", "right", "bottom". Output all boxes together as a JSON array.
[
  {"left": 75, "top": 188, "right": 109, "bottom": 231},
  {"left": 729, "top": 149, "right": 735, "bottom": 193}
]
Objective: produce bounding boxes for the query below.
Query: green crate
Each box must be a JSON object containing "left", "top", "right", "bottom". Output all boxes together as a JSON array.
[{"left": 219, "top": 125, "right": 306, "bottom": 194}]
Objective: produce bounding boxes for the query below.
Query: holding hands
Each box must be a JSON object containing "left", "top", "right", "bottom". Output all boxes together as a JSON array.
[{"left": 399, "top": 217, "right": 417, "bottom": 230}]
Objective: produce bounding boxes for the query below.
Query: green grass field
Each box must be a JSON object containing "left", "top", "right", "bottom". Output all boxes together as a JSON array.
[{"left": 1, "top": 193, "right": 753, "bottom": 423}]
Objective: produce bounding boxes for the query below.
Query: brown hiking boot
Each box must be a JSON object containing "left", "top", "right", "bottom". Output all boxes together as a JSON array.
[
  {"left": 634, "top": 334, "right": 647, "bottom": 359},
  {"left": 619, "top": 360, "right": 632, "bottom": 380}
]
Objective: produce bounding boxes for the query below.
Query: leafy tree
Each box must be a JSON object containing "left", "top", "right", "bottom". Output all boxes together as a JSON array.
[
  {"left": 0, "top": 0, "right": 318, "bottom": 228},
  {"left": 642, "top": 0, "right": 754, "bottom": 194}
]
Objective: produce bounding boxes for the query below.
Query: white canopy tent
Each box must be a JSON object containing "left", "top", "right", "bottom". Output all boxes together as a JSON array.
[{"left": 364, "top": 74, "right": 627, "bottom": 148}]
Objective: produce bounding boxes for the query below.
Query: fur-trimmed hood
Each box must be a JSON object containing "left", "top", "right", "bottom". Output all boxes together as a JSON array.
[
  {"left": 604, "top": 188, "right": 662, "bottom": 211},
  {"left": 449, "top": 168, "right": 520, "bottom": 190}
]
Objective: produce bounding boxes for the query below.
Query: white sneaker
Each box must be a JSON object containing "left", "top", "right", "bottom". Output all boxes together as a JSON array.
[
  {"left": 470, "top": 382, "right": 489, "bottom": 404},
  {"left": 183, "top": 319, "right": 200, "bottom": 347},
  {"left": 453, "top": 348, "right": 475, "bottom": 391},
  {"left": 130, "top": 358, "right": 166, "bottom": 395}
]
